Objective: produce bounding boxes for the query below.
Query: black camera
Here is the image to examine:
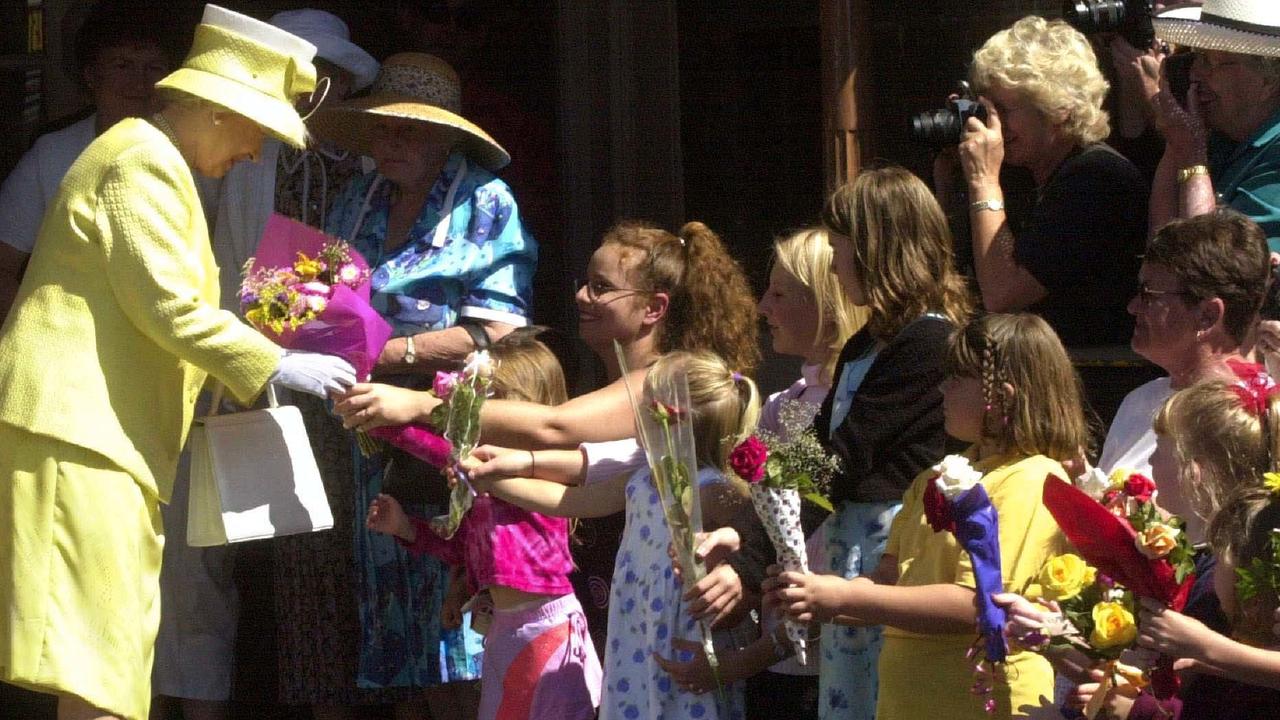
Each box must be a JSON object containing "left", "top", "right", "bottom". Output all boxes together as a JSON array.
[
  {"left": 1063, "top": 0, "right": 1155, "bottom": 50},
  {"left": 909, "top": 83, "right": 989, "bottom": 148}
]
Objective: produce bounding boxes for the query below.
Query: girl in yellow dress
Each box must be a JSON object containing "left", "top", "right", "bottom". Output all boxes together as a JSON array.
[{"left": 767, "top": 312, "right": 1088, "bottom": 719}]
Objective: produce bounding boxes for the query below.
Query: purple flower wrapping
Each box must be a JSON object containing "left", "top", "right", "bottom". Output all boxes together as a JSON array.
[{"left": 952, "top": 484, "right": 1008, "bottom": 663}]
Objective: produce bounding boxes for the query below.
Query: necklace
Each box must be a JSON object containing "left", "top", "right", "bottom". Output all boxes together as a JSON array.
[{"left": 150, "top": 113, "right": 181, "bottom": 149}]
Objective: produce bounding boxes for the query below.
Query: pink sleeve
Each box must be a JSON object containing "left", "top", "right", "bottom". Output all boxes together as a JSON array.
[{"left": 397, "top": 515, "right": 465, "bottom": 566}]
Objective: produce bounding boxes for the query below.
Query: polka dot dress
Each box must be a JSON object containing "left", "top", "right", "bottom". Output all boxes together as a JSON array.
[{"left": 600, "top": 468, "right": 745, "bottom": 720}]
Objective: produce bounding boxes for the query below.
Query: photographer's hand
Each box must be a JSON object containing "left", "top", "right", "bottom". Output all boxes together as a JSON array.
[
  {"left": 1152, "top": 73, "right": 1208, "bottom": 165},
  {"left": 957, "top": 97, "right": 1004, "bottom": 194}
]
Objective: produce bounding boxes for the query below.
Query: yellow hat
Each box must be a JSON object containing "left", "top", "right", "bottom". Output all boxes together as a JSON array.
[
  {"left": 311, "top": 53, "right": 510, "bottom": 171},
  {"left": 156, "top": 4, "right": 319, "bottom": 148}
]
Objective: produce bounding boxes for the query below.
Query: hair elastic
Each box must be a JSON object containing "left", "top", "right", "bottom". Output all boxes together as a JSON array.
[
  {"left": 1231, "top": 367, "right": 1278, "bottom": 418},
  {"left": 731, "top": 371, "right": 743, "bottom": 382}
]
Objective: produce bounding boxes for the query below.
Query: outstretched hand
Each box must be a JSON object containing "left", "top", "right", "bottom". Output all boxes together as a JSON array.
[
  {"left": 366, "top": 493, "right": 415, "bottom": 542},
  {"left": 334, "top": 383, "right": 434, "bottom": 430},
  {"left": 762, "top": 565, "right": 849, "bottom": 624}
]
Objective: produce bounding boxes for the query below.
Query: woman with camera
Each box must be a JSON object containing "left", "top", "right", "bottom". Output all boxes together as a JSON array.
[{"left": 940, "top": 16, "right": 1149, "bottom": 354}]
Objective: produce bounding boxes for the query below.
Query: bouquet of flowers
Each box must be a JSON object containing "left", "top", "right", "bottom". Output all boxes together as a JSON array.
[
  {"left": 728, "top": 400, "right": 837, "bottom": 664},
  {"left": 615, "top": 342, "right": 723, "bottom": 697},
  {"left": 366, "top": 351, "right": 495, "bottom": 539},
  {"left": 240, "top": 214, "right": 392, "bottom": 379},
  {"left": 1017, "top": 553, "right": 1148, "bottom": 719},
  {"left": 1046, "top": 469, "right": 1196, "bottom": 604},
  {"left": 922, "top": 456, "right": 1008, "bottom": 662},
  {"left": 1043, "top": 470, "right": 1198, "bottom": 699}
]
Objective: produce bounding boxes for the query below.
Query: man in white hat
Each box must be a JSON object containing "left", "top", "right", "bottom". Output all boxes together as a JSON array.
[
  {"left": 1148, "top": 0, "right": 1280, "bottom": 250},
  {"left": 148, "top": 10, "right": 379, "bottom": 720}
]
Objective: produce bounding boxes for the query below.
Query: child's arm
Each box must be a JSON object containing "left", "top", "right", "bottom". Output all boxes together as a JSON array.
[
  {"left": 465, "top": 444, "right": 588, "bottom": 486},
  {"left": 1139, "top": 598, "right": 1280, "bottom": 690},
  {"left": 484, "top": 474, "right": 628, "bottom": 519},
  {"left": 765, "top": 568, "right": 977, "bottom": 634},
  {"left": 335, "top": 368, "right": 648, "bottom": 447},
  {"left": 366, "top": 493, "right": 463, "bottom": 565}
]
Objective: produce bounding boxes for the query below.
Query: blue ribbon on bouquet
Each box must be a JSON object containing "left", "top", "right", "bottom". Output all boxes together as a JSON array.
[{"left": 952, "top": 484, "right": 1008, "bottom": 663}]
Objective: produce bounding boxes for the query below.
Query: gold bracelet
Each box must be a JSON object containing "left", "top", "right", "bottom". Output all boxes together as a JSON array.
[
  {"left": 528, "top": 449, "right": 536, "bottom": 477},
  {"left": 1177, "top": 164, "right": 1210, "bottom": 184}
]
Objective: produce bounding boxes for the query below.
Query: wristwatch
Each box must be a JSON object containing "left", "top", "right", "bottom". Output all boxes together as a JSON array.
[{"left": 970, "top": 198, "right": 1005, "bottom": 213}]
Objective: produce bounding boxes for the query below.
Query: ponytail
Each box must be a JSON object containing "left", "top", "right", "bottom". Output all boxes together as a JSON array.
[
  {"left": 671, "top": 222, "right": 760, "bottom": 374},
  {"left": 601, "top": 221, "right": 759, "bottom": 375},
  {"left": 645, "top": 351, "right": 761, "bottom": 487}
]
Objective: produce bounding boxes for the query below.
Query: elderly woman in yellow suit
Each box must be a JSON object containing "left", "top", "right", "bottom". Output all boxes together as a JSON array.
[{"left": 0, "top": 7, "right": 357, "bottom": 720}]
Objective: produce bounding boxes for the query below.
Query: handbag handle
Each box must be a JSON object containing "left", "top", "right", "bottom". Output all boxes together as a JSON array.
[{"left": 205, "top": 381, "right": 279, "bottom": 418}]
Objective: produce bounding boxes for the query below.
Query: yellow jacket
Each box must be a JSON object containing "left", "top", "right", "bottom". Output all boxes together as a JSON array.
[{"left": 0, "top": 118, "right": 279, "bottom": 502}]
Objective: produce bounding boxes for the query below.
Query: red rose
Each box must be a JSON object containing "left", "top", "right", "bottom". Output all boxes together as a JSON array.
[
  {"left": 923, "top": 480, "right": 956, "bottom": 533},
  {"left": 729, "top": 436, "right": 768, "bottom": 484},
  {"left": 1123, "top": 473, "right": 1156, "bottom": 502}
]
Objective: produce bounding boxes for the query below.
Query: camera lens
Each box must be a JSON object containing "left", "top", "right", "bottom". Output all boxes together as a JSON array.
[
  {"left": 1063, "top": 0, "right": 1127, "bottom": 34},
  {"left": 909, "top": 109, "right": 962, "bottom": 148}
]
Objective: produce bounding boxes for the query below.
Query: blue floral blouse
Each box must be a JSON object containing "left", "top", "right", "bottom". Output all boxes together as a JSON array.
[{"left": 325, "top": 150, "right": 537, "bottom": 335}]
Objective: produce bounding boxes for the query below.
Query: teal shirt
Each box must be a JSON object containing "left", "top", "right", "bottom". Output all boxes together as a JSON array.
[{"left": 1209, "top": 106, "right": 1280, "bottom": 251}]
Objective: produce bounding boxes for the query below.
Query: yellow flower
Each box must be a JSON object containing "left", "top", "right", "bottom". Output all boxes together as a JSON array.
[
  {"left": 1090, "top": 601, "right": 1138, "bottom": 649},
  {"left": 1033, "top": 553, "right": 1097, "bottom": 602},
  {"left": 1136, "top": 522, "right": 1181, "bottom": 559},
  {"left": 1108, "top": 467, "right": 1136, "bottom": 490},
  {"left": 1264, "top": 472, "right": 1280, "bottom": 495},
  {"left": 293, "top": 255, "right": 324, "bottom": 280}
]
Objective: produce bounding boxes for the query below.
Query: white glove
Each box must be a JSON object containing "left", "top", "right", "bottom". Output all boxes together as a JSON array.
[{"left": 269, "top": 350, "right": 357, "bottom": 398}]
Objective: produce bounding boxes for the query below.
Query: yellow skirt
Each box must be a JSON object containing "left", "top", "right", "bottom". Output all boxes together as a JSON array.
[{"left": 0, "top": 423, "right": 164, "bottom": 720}]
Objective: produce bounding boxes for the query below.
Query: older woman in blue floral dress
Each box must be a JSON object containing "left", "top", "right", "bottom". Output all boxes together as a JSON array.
[{"left": 311, "top": 52, "right": 536, "bottom": 717}]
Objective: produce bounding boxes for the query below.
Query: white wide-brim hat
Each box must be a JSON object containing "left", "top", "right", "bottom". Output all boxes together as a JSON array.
[
  {"left": 310, "top": 53, "right": 510, "bottom": 171},
  {"left": 156, "top": 4, "right": 318, "bottom": 148},
  {"left": 269, "top": 9, "right": 378, "bottom": 92},
  {"left": 1154, "top": 0, "right": 1280, "bottom": 58}
]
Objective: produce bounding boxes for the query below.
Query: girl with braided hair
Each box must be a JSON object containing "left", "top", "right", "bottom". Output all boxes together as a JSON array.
[{"left": 768, "top": 313, "right": 1089, "bottom": 719}]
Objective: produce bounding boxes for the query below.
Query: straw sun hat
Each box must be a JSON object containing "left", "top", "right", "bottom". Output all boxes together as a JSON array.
[
  {"left": 156, "top": 4, "right": 319, "bottom": 148},
  {"left": 311, "top": 53, "right": 511, "bottom": 172},
  {"left": 1154, "top": 0, "right": 1280, "bottom": 58}
]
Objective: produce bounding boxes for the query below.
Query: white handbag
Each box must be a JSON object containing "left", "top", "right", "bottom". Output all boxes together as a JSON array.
[{"left": 187, "top": 383, "right": 334, "bottom": 546}]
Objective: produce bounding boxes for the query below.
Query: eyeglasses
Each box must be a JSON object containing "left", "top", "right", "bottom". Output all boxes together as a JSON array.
[
  {"left": 578, "top": 278, "right": 651, "bottom": 303},
  {"left": 1134, "top": 282, "right": 1196, "bottom": 306}
]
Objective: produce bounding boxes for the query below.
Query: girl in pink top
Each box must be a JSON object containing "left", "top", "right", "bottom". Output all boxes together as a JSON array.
[{"left": 366, "top": 330, "right": 602, "bottom": 720}]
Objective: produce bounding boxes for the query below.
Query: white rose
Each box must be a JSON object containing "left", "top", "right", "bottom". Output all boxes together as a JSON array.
[
  {"left": 932, "top": 454, "right": 983, "bottom": 499},
  {"left": 1076, "top": 466, "right": 1112, "bottom": 501}
]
